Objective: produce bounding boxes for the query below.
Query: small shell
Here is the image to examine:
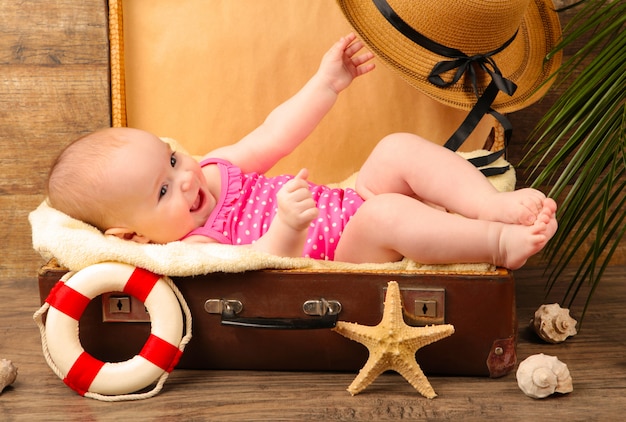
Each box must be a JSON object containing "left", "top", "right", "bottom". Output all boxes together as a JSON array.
[
  {"left": 530, "top": 303, "right": 578, "bottom": 343},
  {"left": 0, "top": 359, "right": 18, "bottom": 394},
  {"left": 516, "top": 354, "right": 573, "bottom": 399}
]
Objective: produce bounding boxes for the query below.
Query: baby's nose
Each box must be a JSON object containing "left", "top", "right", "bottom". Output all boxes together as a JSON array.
[{"left": 180, "top": 171, "right": 194, "bottom": 191}]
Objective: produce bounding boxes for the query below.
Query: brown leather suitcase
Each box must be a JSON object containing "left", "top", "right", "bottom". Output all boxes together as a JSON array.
[{"left": 38, "top": 261, "right": 517, "bottom": 378}]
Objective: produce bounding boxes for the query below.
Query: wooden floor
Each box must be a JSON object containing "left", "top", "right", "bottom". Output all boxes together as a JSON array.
[{"left": 1, "top": 265, "right": 624, "bottom": 421}]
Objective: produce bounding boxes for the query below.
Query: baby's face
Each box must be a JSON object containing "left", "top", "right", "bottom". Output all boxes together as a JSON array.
[{"left": 104, "top": 130, "right": 214, "bottom": 243}]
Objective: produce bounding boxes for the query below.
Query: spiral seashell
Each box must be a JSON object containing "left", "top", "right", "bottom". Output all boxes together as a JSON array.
[
  {"left": 0, "top": 359, "right": 17, "bottom": 394},
  {"left": 530, "top": 303, "right": 578, "bottom": 343},
  {"left": 516, "top": 354, "right": 573, "bottom": 399}
]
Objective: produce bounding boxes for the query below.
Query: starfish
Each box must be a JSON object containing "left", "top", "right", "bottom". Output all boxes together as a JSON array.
[{"left": 333, "top": 281, "right": 455, "bottom": 398}]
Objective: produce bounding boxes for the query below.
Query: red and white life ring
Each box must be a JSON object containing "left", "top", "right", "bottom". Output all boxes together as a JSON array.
[{"left": 40, "top": 262, "right": 186, "bottom": 397}]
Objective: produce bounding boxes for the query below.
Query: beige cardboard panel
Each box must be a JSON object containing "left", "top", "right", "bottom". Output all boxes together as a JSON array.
[{"left": 123, "top": 0, "right": 493, "bottom": 184}]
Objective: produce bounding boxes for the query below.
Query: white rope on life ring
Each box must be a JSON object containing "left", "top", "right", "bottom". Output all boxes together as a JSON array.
[{"left": 33, "top": 262, "right": 192, "bottom": 401}]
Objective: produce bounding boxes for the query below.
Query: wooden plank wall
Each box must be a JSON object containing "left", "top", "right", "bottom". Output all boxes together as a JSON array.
[
  {"left": 0, "top": 1, "right": 110, "bottom": 281},
  {"left": 0, "top": 0, "right": 622, "bottom": 284}
]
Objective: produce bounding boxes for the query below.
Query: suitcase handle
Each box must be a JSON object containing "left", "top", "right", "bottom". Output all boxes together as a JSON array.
[
  {"left": 207, "top": 298, "right": 341, "bottom": 329},
  {"left": 221, "top": 313, "right": 338, "bottom": 330}
]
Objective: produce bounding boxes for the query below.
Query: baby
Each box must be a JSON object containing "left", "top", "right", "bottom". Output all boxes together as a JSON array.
[{"left": 47, "top": 34, "right": 557, "bottom": 269}]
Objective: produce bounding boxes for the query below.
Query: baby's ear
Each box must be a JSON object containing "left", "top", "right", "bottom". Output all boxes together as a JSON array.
[{"left": 104, "top": 227, "right": 150, "bottom": 244}]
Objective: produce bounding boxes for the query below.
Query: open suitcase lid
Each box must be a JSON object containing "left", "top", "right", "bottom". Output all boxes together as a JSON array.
[{"left": 107, "top": 0, "right": 504, "bottom": 184}]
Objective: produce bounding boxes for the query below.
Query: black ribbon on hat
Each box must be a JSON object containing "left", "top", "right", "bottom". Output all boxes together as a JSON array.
[{"left": 373, "top": 0, "right": 519, "bottom": 176}]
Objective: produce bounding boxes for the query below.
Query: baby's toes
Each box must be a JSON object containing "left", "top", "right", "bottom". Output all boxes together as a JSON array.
[
  {"left": 518, "top": 204, "right": 538, "bottom": 225},
  {"left": 543, "top": 197, "right": 558, "bottom": 215},
  {"left": 520, "top": 193, "right": 544, "bottom": 224},
  {"left": 520, "top": 210, "right": 537, "bottom": 226}
]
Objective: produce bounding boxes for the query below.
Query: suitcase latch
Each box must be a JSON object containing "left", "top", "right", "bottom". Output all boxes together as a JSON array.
[
  {"left": 407, "top": 288, "right": 445, "bottom": 325},
  {"left": 387, "top": 287, "right": 446, "bottom": 326},
  {"left": 204, "top": 299, "right": 243, "bottom": 316},
  {"left": 102, "top": 293, "right": 150, "bottom": 322},
  {"left": 302, "top": 299, "right": 342, "bottom": 316}
]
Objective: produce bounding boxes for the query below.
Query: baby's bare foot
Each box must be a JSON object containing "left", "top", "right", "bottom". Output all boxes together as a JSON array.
[
  {"left": 495, "top": 212, "right": 558, "bottom": 269},
  {"left": 482, "top": 189, "right": 552, "bottom": 226}
]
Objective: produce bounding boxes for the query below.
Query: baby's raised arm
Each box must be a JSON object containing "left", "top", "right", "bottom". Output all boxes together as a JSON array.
[{"left": 208, "top": 33, "right": 375, "bottom": 174}]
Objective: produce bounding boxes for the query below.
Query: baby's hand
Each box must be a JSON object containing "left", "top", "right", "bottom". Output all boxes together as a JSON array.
[
  {"left": 276, "top": 168, "right": 319, "bottom": 232},
  {"left": 319, "top": 33, "right": 375, "bottom": 94}
]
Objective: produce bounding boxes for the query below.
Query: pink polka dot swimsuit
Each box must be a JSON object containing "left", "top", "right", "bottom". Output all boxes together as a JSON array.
[{"left": 182, "top": 158, "right": 364, "bottom": 260}]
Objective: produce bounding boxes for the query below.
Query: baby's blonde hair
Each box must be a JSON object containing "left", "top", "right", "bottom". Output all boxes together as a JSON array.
[{"left": 47, "top": 129, "right": 129, "bottom": 231}]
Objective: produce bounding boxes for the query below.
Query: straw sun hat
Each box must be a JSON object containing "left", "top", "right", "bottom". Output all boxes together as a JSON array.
[{"left": 337, "top": 0, "right": 562, "bottom": 114}]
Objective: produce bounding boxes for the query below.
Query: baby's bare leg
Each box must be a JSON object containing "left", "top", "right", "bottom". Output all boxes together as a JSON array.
[
  {"left": 335, "top": 194, "right": 557, "bottom": 269},
  {"left": 355, "top": 133, "right": 554, "bottom": 225}
]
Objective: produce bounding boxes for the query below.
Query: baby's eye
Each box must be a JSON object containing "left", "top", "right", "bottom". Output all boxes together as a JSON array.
[
  {"left": 159, "top": 185, "right": 168, "bottom": 199},
  {"left": 170, "top": 153, "right": 177, "bottom": 167}
]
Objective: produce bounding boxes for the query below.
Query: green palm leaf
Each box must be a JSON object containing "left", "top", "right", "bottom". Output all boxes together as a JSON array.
[{"left": 523, "top": 0, "right": 625, "bottom": 323}]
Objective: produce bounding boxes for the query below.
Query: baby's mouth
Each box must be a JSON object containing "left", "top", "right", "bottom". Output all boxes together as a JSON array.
[{"left": 190, "top": 190, "right": 204, "bottom": 212}]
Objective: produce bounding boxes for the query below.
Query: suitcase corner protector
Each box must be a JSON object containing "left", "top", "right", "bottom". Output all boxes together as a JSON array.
[{"left": 487, "top": 336, "right": 517, "bottom": 378}]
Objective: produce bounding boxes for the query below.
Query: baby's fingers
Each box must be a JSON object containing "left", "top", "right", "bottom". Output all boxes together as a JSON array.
[
  {"left": 294, "top": 168, "right": 309, "bottom": 181},
  {"left": 282, "top": 169, "right": 310, "bottom": 193},
  {"left": 300, "top": 205, "right": 319, "bottom": 225}
]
